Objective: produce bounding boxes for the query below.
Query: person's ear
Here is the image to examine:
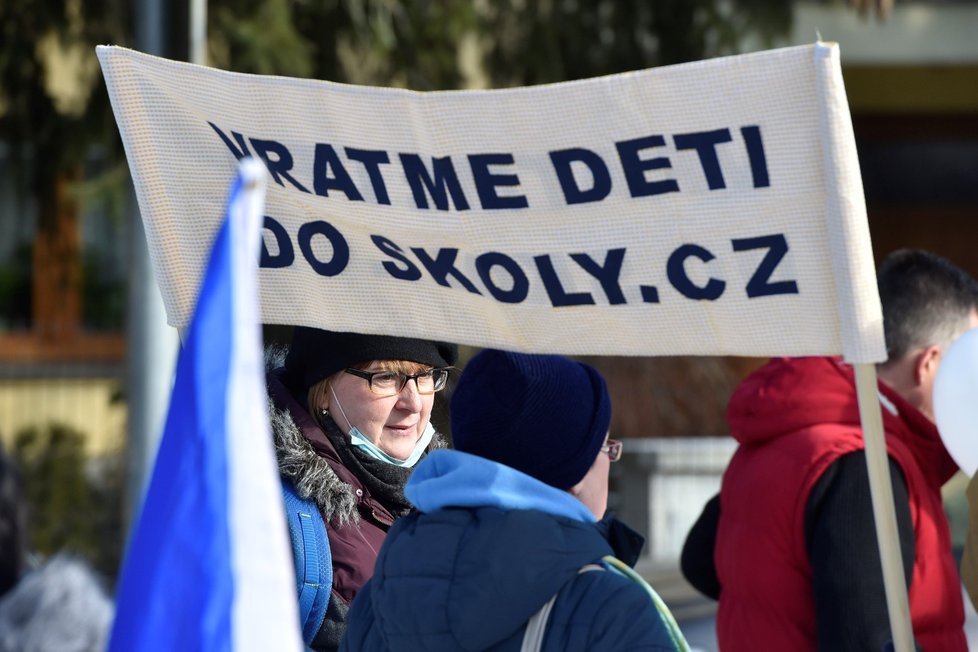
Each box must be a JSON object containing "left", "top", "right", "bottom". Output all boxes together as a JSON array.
[
  {"left": 312, "top": 382, "right": 331, "bottom": 413},
  {"left": 913, "top": 344, "right": 942, "bottom": 386}
]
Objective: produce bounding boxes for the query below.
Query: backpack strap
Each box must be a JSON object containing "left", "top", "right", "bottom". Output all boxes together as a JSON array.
[
  {"left": 600, "top": 555, "right": 690, "bottom": 652},
  {"left": 521, "top": 593, "right": 557, "bottom": 652},
  {"left": 521, "top": 556, "right": 691, "bottom": 652},
  {"left": 281, "top": 478, "right": 332, "bottom": 645},
  {"left": 521, "top": 564, "right": 604, "bottom": 652}
]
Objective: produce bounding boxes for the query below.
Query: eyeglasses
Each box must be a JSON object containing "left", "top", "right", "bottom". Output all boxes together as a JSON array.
[
  {"left": 344, "top": 367, "right": 450, "bottom": 397},
  {"left": 601, "top": 438, "right": 623, "bottom": 463}
]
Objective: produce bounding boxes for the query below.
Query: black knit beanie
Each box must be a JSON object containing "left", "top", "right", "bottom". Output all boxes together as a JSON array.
[
  {"left": 450, "top": 349, "right": 611, "bottom": 489},
  {"left": 283, "top": 327, "right": 458, "bottom": 395}
]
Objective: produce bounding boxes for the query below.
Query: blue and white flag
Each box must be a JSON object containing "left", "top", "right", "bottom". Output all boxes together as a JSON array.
[{"left": 109, "top": 159, "right": 303, "bottom": 652}]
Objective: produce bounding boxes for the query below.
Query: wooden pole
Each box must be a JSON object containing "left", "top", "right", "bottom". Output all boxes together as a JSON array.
[{"left": 853, "top": 363, "right": 915, "bottom": 652}]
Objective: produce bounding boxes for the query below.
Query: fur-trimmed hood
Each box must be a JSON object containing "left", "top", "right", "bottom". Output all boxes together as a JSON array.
[
  {"left": 265, "top": 345, "right": 447, "bottom": 525},
  {"left": 270, "top": 392, "right": 360, "bottom": 525}
]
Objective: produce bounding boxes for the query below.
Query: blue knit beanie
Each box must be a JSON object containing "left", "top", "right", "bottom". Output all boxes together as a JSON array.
[{"left": 450, "top": 349, "right": 611, "bottom": 489}]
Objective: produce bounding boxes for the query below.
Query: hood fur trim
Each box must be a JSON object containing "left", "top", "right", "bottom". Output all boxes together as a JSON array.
[{"left": 271, "top": 398, "right": 359, "bottom": 525}]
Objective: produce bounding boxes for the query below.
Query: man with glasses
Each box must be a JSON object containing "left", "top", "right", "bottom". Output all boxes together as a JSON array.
[
  {"left": 268, "top": 326, "right": 457, "bottom": 651},
  {"left": 342, "top": 349, "right": 688, "bottom": 651}
]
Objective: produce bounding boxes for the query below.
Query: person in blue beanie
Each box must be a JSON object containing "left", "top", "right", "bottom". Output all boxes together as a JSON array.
[{"left": 341, "top": 349, "right": 688, "bottom": 652}]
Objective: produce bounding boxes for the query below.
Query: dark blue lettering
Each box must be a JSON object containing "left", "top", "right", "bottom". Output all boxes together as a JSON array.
[
  {"left": 570, "top": 249, "right": 627, "bottom": 305},
  {"left": 313, "top": 144, "right": 364, "bottom": 201},
  {"left": 667, "top": 244, "right": 725, "bottom": 300},
  {"left": 469, "top": 154, "right": 528, "bottom": 210},
  {"left": 549, "top": 148, "right": 612, "bottom": 205},
  {"left": 400, "top": 154, "right": 470, "bottom": 211},
  {"left": 534, "top": 255, "right": 595, "bottom": 307},
  {"left": 615, "top": 136, "right": 679, "bottom": 198},
  {"left": 740, "top": 126, "right": 770, "bottom": 188},
  {"left": 251, "top": 138, "right": 310, "bottom": 193},
  {"left": 208, "top": 122, "right": 251, "bottom": 160},
  {"left": 732, "top": 234, "right": 798, "bottom": 297},
  {"left": 411, "top": 248, "right": 481, "bottom": 294},
  {"left": 673, "top": 129, "right": 733, "bottom": 190},
  {"left": 259, "top": 216, "right": 294, "bottom": 269},
  {"left": 346, "top": 148, "right": 392, "bottom": 205},
  {"left": 297, "top": 221, "right": 349, "bottom": 277},
  {"left": 475, "top": 252, "right": 529, "bottom": 303},
  {"left": 640, "top": 285, "right": 660, "bottom": 303},
  {"left": 371, "top": 235, "right": 421, "bottom": 281}
]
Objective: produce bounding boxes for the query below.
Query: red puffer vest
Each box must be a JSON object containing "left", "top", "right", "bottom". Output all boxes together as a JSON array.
[{"left": 716, "top": 357, "right": 965, "bottom": 652}]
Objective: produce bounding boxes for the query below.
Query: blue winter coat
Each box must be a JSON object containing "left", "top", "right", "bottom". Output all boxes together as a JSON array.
[{"left": 341, "top": 449, "right": 680, "bottom": 651}]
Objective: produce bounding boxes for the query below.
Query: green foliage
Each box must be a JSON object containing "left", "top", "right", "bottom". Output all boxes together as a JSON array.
[
  {"left": 75, "top": 159, "right": 129, "bottom": 332},
  {"left": 81, "top": 249, "right": 125, "bottom": 331},
  {"left": 334, "top": 0, "right": 481, "bottom": 89},
  {"left": 211, "top": 0, "right": 316, "bottom": 78},
  {"left": 72, "top": 160, "right": 132, "bottom": 231},
  {"left": 0, "top": 0, "right": 796, "bottom": 221},
  {"left": 0, "top": 242, "right": 32, "bottom": 331},
  {"left": 480, "top": 0, "right": 793, "bottom": 87},
  {"left": 12, "top": 423, "right": 124, "bottom": 581},
  {"left": 0, "top": 0, "right": 796, "bottom": 217},
  {"left": 14, "top": 424, "right": 96, "bottom": 558},
  {"left": 205, "top": 1, "right": 791, "bottom": 91},
  {"left": 88, "top": 451, "right": 126, "bottom": 581},
  {"left": 209, "top": 0, "right": 480, "bottom": 89},
  {"left": 0, "top": 0, "right": 130, "bottom": 203}
]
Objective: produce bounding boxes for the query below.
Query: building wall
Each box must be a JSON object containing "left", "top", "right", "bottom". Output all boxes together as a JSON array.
[{"left": 0, "top": 376, "right": 126, "bottom": 458}]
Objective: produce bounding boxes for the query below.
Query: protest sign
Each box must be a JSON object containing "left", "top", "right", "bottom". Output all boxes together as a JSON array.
[{"left": 97, "top": 42, "right": 884, "bottom": 362}]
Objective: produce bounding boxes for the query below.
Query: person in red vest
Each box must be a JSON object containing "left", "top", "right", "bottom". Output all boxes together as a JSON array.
[{"left": 682, "top": 249, "right": 978, "bottom": 652}]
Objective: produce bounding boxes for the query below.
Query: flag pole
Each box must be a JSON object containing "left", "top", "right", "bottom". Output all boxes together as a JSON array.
[{"left": 853, "top": 363, "right": 915, "bottom": 652}]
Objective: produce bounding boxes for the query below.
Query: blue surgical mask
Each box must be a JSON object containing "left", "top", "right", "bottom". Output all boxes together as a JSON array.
[
  {"left": 349, "top": 421, "right": 434, "bottom": 468},
  {"left": 328, "top": 386, "right": 434, "bottom": 468}
]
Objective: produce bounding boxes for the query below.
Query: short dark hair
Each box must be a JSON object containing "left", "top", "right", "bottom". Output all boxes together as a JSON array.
[{"left": 878, "top": 249, "right": 978, "bottom": 364}]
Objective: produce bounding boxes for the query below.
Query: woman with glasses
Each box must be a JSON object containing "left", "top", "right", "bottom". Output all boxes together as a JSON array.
[
  {"left": 342, "top": 349, "right": 688, "bottom": 652},
  {"left": 267, "top": 326, "right": 457, "bottom": 651}
]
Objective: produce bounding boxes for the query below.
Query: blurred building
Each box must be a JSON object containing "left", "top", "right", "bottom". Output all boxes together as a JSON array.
[
  {"left": 797, "top": 2, "right": 978, "bottom": 273},
  {"left": 0, "top": 143, "right": 127, "bottom": 459}
]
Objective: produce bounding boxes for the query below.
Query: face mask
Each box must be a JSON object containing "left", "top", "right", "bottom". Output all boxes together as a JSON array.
[
  {"left": 349, "top": 421, "right": 434, "bottom": 468},
  {"left": 327, "top": 386, "right": 434, "bottom": 468}
]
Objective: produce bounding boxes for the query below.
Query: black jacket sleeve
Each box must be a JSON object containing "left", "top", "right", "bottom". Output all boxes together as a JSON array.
[
  {"left": 806, "top": 451, "right": 918, "bottom": 652},
  {"left": 680, "top": 493, "right": 722, "bottom": 600}
]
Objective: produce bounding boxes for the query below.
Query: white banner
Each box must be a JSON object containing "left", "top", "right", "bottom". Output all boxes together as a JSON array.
[{"left": 97, "top": 43, "right": 885, "bottom": 362}]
